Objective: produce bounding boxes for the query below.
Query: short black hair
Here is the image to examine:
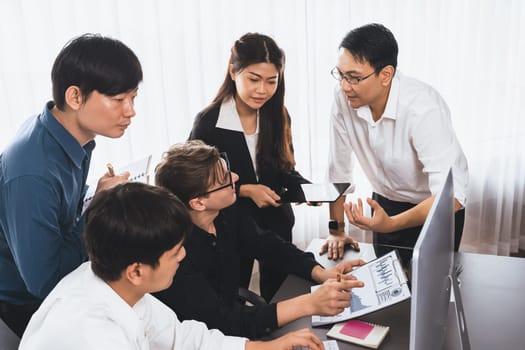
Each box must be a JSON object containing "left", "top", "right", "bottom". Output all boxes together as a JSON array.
[
  {"left": 340, "top": 23, "right": 398, "bottom": 72},
  {"left": 52, "top": 33, "right": 143, "bottom": 110},
  {"left": 84, "top": 182, "right": 191, "bottom": 282}
]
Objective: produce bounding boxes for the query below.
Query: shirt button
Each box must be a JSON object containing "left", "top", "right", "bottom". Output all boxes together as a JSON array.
[
  {"left": 75, "top": 216, "right": 80, "bottom": 223},
  {"left": 265, "top": 328, "right": 270, "bottom": 333},
  {"left": 212, "top": 242, "right": 217, "bottom": 247}
]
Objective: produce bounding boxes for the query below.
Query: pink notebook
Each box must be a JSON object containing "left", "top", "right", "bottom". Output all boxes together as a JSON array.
[
  {"left": 327, "top": 319, "right": 390, "bottom": 349},
  {"left": 340, "top": 320, "right": 375, "bottom": 339}
]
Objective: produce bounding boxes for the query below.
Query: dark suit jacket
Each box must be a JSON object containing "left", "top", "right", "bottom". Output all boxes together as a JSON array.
[{"left": 188, "top": 104, "right": 309, "bottom": 239}]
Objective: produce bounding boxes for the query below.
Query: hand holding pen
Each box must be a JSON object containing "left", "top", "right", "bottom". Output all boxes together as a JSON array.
[
  {"left": 106, "top": 163, "right": 115, "bottom": 177},
  {"left": 95, "top": 162, "right": 130, "bottom": 193},
  {"left": 310, "top": 271, "right": 363, "bottom": 316},
  {"left": 312, "top": 259, "right": 366, "bottom": 284}
]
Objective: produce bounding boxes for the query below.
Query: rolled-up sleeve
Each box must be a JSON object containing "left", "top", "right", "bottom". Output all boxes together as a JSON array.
[{"left": 410, "top": 91, "right": 468, "bottom": 206}]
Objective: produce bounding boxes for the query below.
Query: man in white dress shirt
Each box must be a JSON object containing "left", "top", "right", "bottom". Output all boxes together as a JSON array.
[
  {"left": 19, "top": 183, "right": 324, "bottom": 350},
  {"left": 322, "top": 23, "right": 468, "bottom": 265}
]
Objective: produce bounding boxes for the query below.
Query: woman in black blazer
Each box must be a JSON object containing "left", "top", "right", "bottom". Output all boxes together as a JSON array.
[{"left": 189, "top": 32, "right": 310, "bottom": 301}]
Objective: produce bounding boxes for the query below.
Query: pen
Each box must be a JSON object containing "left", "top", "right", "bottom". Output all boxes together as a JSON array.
[{"left": 106, "top": 163, "right": 115, "bottom": 177}]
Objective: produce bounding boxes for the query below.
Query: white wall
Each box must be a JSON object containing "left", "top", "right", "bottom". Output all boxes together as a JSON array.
[{"left": 1, "top": 0, "right": 523, "bottom": 253}]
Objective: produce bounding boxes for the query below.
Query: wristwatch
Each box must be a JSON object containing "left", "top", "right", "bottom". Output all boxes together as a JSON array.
[{"left": 328, "top": 220, "right": 345, "bottom": 230}]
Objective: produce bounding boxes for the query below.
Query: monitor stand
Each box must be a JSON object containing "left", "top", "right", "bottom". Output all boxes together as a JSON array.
[{"left": 444, "top": 272, "right": 471, "bottom": 350}]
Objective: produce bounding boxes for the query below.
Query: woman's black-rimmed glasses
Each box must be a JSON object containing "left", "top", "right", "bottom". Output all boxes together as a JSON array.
[{"left": 194, "top": 153, "right": 234, "bottom": 197}]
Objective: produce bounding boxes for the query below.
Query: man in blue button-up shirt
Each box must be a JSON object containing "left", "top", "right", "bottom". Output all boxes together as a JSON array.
[{"left": 0, "top": 33, "right": 143, "bottom": 337}]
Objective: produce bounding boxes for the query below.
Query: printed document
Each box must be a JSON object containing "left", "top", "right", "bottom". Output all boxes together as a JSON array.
[{"left": 311, "top": 249, "right": 410, "bottom": 326}]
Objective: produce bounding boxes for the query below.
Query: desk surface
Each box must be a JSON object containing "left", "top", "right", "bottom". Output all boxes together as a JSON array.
[{"left": 270, "top": 252, "right": 525, "bottom": 350}]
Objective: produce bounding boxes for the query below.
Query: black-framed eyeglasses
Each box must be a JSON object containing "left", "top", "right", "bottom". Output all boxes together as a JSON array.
[
  {"left": 331, "top": 67, "right": 376, "bottom": 85},
  {"left": 194, "top": 153, "right": 234, "bottom": 197}
]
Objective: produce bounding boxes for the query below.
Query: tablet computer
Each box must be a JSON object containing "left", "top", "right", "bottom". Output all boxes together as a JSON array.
[{"left": 277, "top": 182, "right": 353, "bottom": 203}]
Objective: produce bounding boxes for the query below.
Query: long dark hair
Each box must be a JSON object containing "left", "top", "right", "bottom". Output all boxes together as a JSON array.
[{"left": 208, "top": 32, "right": 294, "bottom": 173}]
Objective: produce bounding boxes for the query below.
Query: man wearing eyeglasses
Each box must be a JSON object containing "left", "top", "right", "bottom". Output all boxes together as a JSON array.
[
  {"left": 321, "top": 23, "right": 468, "bottom": 266},
  {"left": 153, "top": 140, "right": 365, "bottom": 340}
]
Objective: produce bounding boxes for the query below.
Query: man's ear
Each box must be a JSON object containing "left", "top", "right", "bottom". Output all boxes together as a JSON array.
[
  {"left": 379, "top": 65, "right": 395, "bottom": 87},
  {"left": 64, "top": 86, "right": 83, "bottom": 111},
  {"left": 188, "top": 197, "right": 206, "bottom": 211},
  {"left": 125, "top": 262, "right": 145, "bottom": 286}
]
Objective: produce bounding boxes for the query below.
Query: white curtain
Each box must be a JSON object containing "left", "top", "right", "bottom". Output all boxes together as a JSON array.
[{"left": 1, "top": 0, "right": 523, "bottom": 255}]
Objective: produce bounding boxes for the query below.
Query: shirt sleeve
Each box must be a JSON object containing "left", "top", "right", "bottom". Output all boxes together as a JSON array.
[
  {"left": 3, "top": 175, "right": 87, "bottom": 299},
  {"left": 20, "top": 307, "right": 136, "bottom": 350},
  {"left": 409, "top": 91, "right": 468, "bottom": 205},
  {"left": 328, "top": 86, "right": 355, "bottom": 183},
  {"left": 154, "top": 261, "right": 279, "bottom": 339},
  {"left": 188, "top": 110, "right": 215, "bottom": 143},
  {"left": 175, "top": 319, "right": 247, "bottom": 350},
  {"left": 239, "top": 214, "right": 320, "bottom": 280},
  {"left": 141, "top": 294, "right": 247, "bottom": 350}
]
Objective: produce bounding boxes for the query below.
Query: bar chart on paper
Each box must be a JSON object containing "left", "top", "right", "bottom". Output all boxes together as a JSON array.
[{"left": 311, "top": 250, "right": 411, "bottom": 326}]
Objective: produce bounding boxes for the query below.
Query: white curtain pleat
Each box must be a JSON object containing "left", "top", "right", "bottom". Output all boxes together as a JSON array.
[{"left": 1, "top": 0, "right": 523, "bottom": 254}]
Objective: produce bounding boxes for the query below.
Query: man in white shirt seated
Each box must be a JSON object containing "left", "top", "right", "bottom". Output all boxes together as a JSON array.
[{"left": 19, "top": 182, "right": 325, "bottom": 350}]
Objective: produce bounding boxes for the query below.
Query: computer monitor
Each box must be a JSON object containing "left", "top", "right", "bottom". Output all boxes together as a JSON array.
[{"left": 409, "top": 169, "right": 470, "bottom": 350}]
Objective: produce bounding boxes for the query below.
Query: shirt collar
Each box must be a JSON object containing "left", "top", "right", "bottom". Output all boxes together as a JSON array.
[
  {"left": 355, "top": 70, "right": 401, "bottom": 122},
  {"left": 40, "top": 101, "right": 96, "bottom": 169},
  {"left": 216, "top": 97, "right": 259, "bottom": 134},
  {"left": 191, "top": 223, "right": 213, "bottom": 242},
  {"left": 189, "top": 211, "right": 230, "bottom": 242},
  {"left": 84, "top": 262, "right": 144, "bottom": 337},
  {"left": 382, "top": 70, "right": 401, "bottom": 120}
]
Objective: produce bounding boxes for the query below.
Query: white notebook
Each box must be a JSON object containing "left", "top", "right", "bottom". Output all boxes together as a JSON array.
[
  {"left": 82, "top": 155, "right": 152, "bottom": 212},
  {"left": 115, "top": 155, "right": 152, "bottom": 183}
]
